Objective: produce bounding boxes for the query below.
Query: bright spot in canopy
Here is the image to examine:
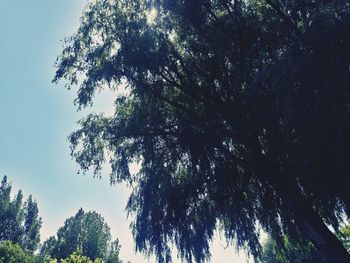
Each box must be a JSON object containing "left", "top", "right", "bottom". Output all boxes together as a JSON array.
[{"left": 147, "top": 8, "right": 158, "bottom": 24}]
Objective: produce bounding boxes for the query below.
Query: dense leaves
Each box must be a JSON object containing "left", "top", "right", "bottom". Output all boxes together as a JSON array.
[
  {"left": 55, "top": 0, "right": 350, "bottom": 262},
  {"left": 260, "top": 236, "right": 325, "bottom": 263},
  {"left": 40, "top": 209, "right": 122, "bottom": 263},
  {"left": 60, "top": 251, "right": 102, "bottom": 263},
  {"left": 0, "top": 241, "right": 37, "bottom": 263},
  {"left": 105, "top": 240, "right": 123, "bottom": 263},
  {"left": 40, "top": 251, "right": 103, "bottom": 263},
  {"left": 261, "top": 227, "right": 350, "bottom": 263},
  {"left": 0, "top": 175, "right": 42, "bottom": 251}
]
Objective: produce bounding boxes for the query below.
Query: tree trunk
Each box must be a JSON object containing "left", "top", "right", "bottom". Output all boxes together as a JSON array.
[
  {"left": 253, "top": 151, "right": 350, "bottom": 262},
  {"left": 277, "top": 182, "right": 350, "bottom": 263},
  {"left": 298, "top": 203, "right": 350, "bottom": 262}
]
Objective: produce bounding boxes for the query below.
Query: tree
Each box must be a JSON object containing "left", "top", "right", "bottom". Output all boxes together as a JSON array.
[
  {"left": 0, "top": 240, "right": 36, "bottom": 263},
  {"left": 261, "top": 236, "right": 325, "bottom": 263},
  {"left": 60, "top": 251, "right": 103, "bottom": 263},
  {"left": 42, "top": 251, "right": 103, "bottom": 263},
  {"left": 40, "top": 209, "right": 122, "bottom": 262},
  {"left": 0, "top": 176, "right": 21, "bottom": 244},
  {"left": 106, "top": 240, "right": 123, "bottom": 263},
  {"left": 22, "top": 195, "right": 42, "bottom": 251},
  {"left": 0, "top": 176, "right": 42, "bottom": 252},
  {"left": 261, "top": 225, "right": 350, "bottom": 263},
  {"left": 54, "top": 0, "right": 350, "bottom": 262},
  {"left": 39, "top": 236, "right": 57, "bottom": 261}
]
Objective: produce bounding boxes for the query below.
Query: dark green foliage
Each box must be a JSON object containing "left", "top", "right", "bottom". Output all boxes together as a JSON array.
[
  {"left": 106, "top": 240, "right": 123, "bottom": 263},
  {"left": 0, "top": 176, "right": 22, "bottom": 244},
  {"left": 0, "top": 176, "right": 42, "bottom": 252},
  {"left": 22, "top": 195, "right": 42, "bottom": 251},
  {"left": 262, "top": 226, "right": 350, "bottom": 263},
  {"left": 40, "top": 209, "right": 122, "bottom": 262},
  {"left": 260, "top": 236, "right": 325, "bottom": 263},
  {"left": 55, "top": 1, "right": 350, "bottom": 262},
  {"left": 39, "top": 237, "right": 57, "bottom": 261}
]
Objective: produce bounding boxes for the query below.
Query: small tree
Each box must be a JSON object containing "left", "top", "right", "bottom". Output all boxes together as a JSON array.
[
  {"left": 41, "top": 209, "right": 123, "bottom": 262},
  {"left": 106, "top": 240, "right": 123, "bottom": 263}
]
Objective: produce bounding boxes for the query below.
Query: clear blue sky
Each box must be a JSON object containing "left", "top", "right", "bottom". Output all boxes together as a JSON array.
[{"left": 0, "top": 1, "right": 251, "bottom": 262}]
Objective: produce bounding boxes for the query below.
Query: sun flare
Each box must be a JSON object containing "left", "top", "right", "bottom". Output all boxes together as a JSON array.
[{"left": 147, "top": 8, "right": 158, "bottom": 24}]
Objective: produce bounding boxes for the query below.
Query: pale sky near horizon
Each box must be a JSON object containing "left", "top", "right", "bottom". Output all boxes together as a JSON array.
[{"left": 0, "top": 1, "right": 251, "bottom": 262}]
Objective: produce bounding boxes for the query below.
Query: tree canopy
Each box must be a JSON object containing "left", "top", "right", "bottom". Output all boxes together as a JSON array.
[
  {"left": 0, "top": 176, "right": 125, "bottom": 263},
  {"left": 40, "top": 251, "right": 104, "bottom": 263},
  {"left": 40, "top": 209, "right": 122, "bottom": 263},
  {"left": 0, "top": 175, "right": 42, "bottom": 252},
  {"left": 60, "top": 252, "right": 102, "bottom": 263},
  {"left": 261, "top": 235, "right": 325, "bottom": 263},
  {"left": 54, "top": 0, "right": 350, "bottom": 262},
  {"left": 0, "top": 241, "right": 37, "bottom": 263}
]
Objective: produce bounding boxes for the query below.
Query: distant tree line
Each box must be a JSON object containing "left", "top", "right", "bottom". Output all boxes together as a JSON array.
[{"left": 0, "top": 175, "right": 127, "bottom": 263}]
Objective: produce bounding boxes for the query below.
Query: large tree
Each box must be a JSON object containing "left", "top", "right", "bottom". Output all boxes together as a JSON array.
[{"left": 54, "top": 0, "right": 350, "bottom": 262}]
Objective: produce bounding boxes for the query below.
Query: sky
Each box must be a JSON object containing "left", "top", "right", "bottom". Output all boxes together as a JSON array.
[{"left": 0, "top": 1, "right": 251, "bottom": 262}]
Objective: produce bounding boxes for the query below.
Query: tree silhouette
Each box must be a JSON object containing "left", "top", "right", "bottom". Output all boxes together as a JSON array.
[{"left": 55, "top": 1, "right": 350, "bottom": 262}]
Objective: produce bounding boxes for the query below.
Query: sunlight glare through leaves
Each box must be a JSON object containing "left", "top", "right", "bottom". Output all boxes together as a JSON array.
[{"left": 147, "top": 7, "right": 157, "bottom": 24}]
